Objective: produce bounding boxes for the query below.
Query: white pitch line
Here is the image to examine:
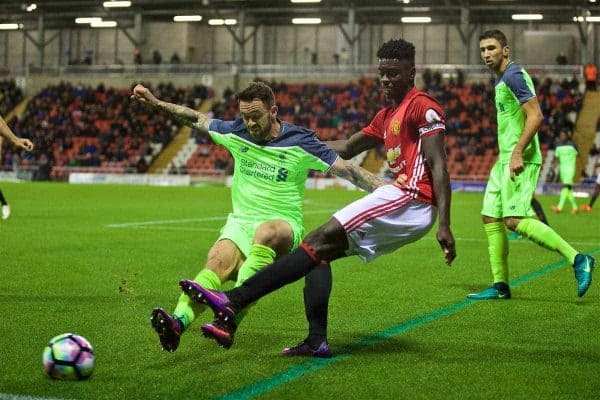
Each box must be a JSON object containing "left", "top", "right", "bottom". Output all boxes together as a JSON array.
[
  {"left": 105, "top": 215, "right": 599, "bottom": 247},
  {"left": 106, "top": 216, "right": 225, "bottom": 228},
  {"left": 0, "top": 394, "right": 72, "bottom": 400},
  {"left": 119, "top": 226, "right": 220, "bottom": 232},
  {"left": 106, "top": 209, "right": 337, "bottom": 229}
]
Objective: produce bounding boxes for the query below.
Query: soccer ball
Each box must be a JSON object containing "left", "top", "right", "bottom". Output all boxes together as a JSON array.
[{"left": 42, "top": 333, "right": 95, "bottom": 380}]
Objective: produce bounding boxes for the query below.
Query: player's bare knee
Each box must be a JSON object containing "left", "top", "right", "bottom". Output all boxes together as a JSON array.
[
  {"left": 482, "top": 215, "right": 500, "bottom": 224},
  {"left": 253, "top": 220, "right": 294, "bottom": 256}
]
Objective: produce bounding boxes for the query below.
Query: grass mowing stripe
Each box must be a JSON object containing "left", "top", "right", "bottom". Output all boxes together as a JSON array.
[{"left": 214, "top": 248, "right": 599, "bottom": 400}]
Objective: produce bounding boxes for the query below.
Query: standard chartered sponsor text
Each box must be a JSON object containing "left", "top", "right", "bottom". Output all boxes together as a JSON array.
[{"left": 240, "top": 158, "right": 277, "bottom": 180}]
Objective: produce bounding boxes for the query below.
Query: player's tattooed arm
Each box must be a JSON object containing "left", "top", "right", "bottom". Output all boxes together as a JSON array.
[
  {"left": 131, "top": 84, "right": 211, "bottom": 133},
  {"left": 330, "top": 158, "right": 385, "bottom": 192},
  {"left": 156, "top": 101, "right": 211, "bottom": 132}
]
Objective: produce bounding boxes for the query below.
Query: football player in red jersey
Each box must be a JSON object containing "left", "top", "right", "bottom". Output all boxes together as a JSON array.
[{"left": 178, "top": 38, "right": 456, "bottom": 355}]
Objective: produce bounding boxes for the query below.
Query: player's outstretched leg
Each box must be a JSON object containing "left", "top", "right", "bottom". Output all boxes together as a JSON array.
[
  {"left": 150, "top": 307, "right": 183, "bottom": 352},
  {"left": 200, "top": 320, "right": 237, "bottom": 349},
  {"left": 573, "top": 254, "right": 595, "bottom": 297},
  {"left": 179, "top": 279, "right": 237, "bottom": 322},
  {"left": 281, "top": 341, "right": 332, "bottom": 358}
]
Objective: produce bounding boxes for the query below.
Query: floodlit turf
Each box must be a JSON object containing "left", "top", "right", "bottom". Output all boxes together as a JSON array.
[{"left": 0, "top": 182, "right": 598, "bottom": 400}]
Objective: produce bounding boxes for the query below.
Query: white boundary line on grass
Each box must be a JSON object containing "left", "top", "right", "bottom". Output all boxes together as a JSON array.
[
  {"left": 105, "top": 209, "right": 338, "bottom": 229},
  {"left": 106, "top": 217, "right": 598, "bottom": 246},
  {"left": 0, "top": 394, "right": 72, "bottom": 400}
]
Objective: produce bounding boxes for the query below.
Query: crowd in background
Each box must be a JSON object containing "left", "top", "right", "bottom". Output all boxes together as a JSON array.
[
  {"left": 201, "top": 72, "right": 585, "bottom": 178},
  {"left": 0, "top": 72, "right": 592, "bottom": 180},
  {"left": 0, "top": 81, "right": 211, "bottom": 178},
  {"left": 0, "top": 79, "right": 24, "bottom": 117}
]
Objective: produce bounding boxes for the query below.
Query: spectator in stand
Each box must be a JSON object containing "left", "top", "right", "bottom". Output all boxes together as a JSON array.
[
  {"left": 136, "top": 157, "right": 149, "bottom": 173},
  {"left": 584, "top": 63, "right": 598, "bottom": 91},
  {"left": 153, "top": 50, "right": 162, "bottom": 65},
  {"left": 556, "top": 53, "right": 568, "bottom": 65},
  {"left": 170, "top": 52, "right": 181, "bottom": 64}
]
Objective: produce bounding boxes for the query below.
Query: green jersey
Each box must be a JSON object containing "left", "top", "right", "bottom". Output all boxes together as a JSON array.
[
  {"left": 494, "top": 61, "right": 542, "bottom": 164},
  {"left": 554, "top": 141, "right": 578, "bottom": 169},
  {"left": 208, "top": 118, "right": 339, "bottom": 228}
]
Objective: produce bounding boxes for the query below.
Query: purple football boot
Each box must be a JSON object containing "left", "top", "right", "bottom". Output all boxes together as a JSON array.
[
  {"left": 150, "top": 307, "right": 183, "bottom": 352},
  {"left": 281, "top": 341, "right": 332, "bottom": 358},
  {"left": 179, "top": 279, "right": 237, "bottom": 322},
  {"left": 201, "top": 320, "right": 236, "bottom": 349}
]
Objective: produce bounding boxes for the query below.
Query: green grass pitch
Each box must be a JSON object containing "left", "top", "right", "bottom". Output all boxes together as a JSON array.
[{"left": 0, "top": 182, "right": 598, "bottom": 400}]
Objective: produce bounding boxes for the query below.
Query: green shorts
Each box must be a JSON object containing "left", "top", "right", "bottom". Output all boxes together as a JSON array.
[
  {"left": 217, "top": 213, "right": 303, "bottom": 257},
  {"left": 559, "top": 165, "right": 575, "bottom": 185},
  {"left": 481, "top": 161, "right": 540, "bottom": 219}
]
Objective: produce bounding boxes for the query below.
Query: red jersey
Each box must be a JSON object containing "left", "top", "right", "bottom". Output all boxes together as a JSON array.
[{"left": 362, "top": 87, "right": 445, "bottom": 205}]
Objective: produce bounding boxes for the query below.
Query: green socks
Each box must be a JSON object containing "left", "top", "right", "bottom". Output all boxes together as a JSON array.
[
  {"left": 234, "top": 243, "right": 277, "bottom": 325},
  {"left": 485, "top": 222, "right": 509, "bottom": 284},
  {"left": 173, "top": 268, "right": 221, "bottom": 331},
  {"left": 515, "top": 218, "right": 578, "bottom": 264},
  {"left": 558, "top": 187, "right": 577, "bottom": 210},
  {"left": 171, "top": 243, "right": 277, "bottom": 330},
  {"left": 236, "top": 244, "right": 277, "bottom": 285}
]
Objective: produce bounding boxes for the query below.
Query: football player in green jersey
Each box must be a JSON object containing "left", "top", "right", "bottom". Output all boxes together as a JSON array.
[
  {"left": 131, "top": 81, "right": 386, "bottom": 351},
  {"left": 551, "top": 129, "right": 579, "bottom": 214},
  {"left": 467, "top": 29, "right": 594, "bottom": 300}
]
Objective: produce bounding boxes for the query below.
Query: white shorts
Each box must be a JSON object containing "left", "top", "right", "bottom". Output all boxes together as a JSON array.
[{"left": 332, "top": 184, "right": 436, "bottom": 262}]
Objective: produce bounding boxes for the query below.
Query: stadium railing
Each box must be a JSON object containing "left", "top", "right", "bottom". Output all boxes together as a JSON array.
[{"left": 4, "top": 64, "right": 583, "bottom": 80}]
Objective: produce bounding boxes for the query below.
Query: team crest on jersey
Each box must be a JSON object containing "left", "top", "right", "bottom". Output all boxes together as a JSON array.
[{"left": 390, "top": 119, "right": 401, "bottom": 136}]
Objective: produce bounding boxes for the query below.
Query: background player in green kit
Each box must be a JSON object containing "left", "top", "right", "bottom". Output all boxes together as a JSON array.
[
  {"left": 467, "top": 30, "right": 595, "bottom": 300},
  {"left": 551, "top": 129, "right": 579, "bottom": 214},
  {"left": 131, "top": 82, "right": 385, "bottom": 351}
]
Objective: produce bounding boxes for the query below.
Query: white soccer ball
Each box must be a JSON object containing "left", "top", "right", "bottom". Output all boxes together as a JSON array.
[{"left": 42, "top": 333, "right": 95, "bottom": 380}]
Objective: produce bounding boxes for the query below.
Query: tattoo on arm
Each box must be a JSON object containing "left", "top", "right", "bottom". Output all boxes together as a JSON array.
[
  {"left": 334, "top": 161, "right": 385, "bottom": 192},
  {"left": 157, "top": 101, "right": 211, "bottom": 131}
]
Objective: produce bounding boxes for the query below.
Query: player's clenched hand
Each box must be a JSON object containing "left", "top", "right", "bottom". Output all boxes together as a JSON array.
[
  {"left": 16, "top": 138, "right": 34, "bottom": 151},
  {"left": 509, "top": 150, "right": 524, "bottom": 180},
  {"left": 131, "top": 84, "right": 159, "bottom": 107},
  {"left": 394, "top": 173, "right": 408, "bottom": 188},
  {"left": 436, "top": 225, "right": 456, "bottom": 266}
]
